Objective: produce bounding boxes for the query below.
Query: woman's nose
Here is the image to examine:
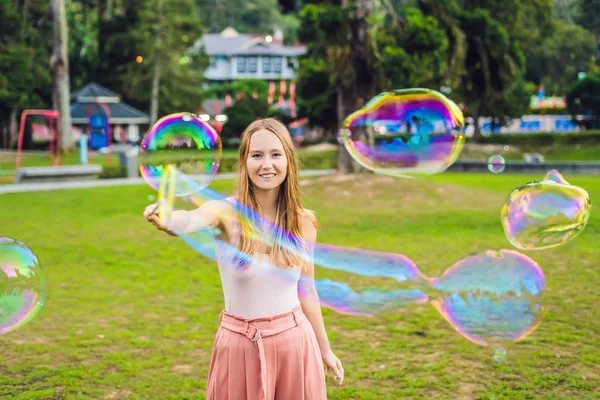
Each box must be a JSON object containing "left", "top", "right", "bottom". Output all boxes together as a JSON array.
[{"left": 262, "top": 157, "right": 273, "bottom": 168}]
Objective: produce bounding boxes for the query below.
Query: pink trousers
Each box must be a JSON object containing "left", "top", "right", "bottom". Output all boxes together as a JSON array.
[{"left": 207, "top": 305, "right": 327, "bottom": 400}]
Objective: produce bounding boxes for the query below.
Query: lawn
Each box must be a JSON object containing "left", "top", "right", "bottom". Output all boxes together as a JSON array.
[{"left": 0, "top": 172, "right": 598, "bottom": 399}]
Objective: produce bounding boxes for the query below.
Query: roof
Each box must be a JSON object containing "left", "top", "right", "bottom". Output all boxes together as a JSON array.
[
  {"left": 70, "top": 101, "right": 150, "bottom": 124},
  {"left": 71, "top": 82, "right": 121, "bottom": 103},
  {"left": 193, "top": 31, "right": 306, "bottom": 57}
]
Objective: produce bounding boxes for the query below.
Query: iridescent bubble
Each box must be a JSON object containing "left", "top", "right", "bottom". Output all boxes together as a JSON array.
[
  {"left": 429, "top": 250, "right": 545, "bottom": 347},
  {"left": 158, "top": 166, "right": 428, "bottom": 317},
  {"left": 338, "top": 88, "right": 465, "bottom": 178},
  {"left": 503, "top": 145, "right": 510, "bottom": 151},
  {"left": 501, "top": 170, "right": 591, "bottom": 250},
  {"left": 493, "top": 348, "right": 507, "bottom": 362},
  {"left": 138, "top": 112, "right": 222, "bottom": 195},
  {"left": 0, "top": 238, "right": 46, "bottom": 334},
  {"left": 488, "top": 155, "right": 506, "bottom": 174}
]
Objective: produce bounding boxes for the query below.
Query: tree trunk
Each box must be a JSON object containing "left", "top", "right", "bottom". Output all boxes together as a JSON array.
[
  {"left": 336, "top": 0, "right": 376, "bottom": 174},
  {"left": 51, "top": 0, "right": 73, "bottom": 151},
  {"left": 150, "top": 0, "right": 164, "bottom": 125},
  {"left": 470, "top": 100, "right": 483, "bottom": 142},
  {"left": 336, "top": 82, "right": 356, "bottom": 174},
  {"left": 150, "top": 60, "right": 161, "bottom": 125}
]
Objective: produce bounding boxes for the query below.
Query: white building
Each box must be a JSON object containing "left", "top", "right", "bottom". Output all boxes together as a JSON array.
[{"left": 193, "top": 27, "right": 306, "bottom": 82}]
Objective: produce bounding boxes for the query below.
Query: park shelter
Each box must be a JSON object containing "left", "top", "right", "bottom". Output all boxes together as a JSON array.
[{"left": 70, "top": 82, "right": 150, "bottom": 144}]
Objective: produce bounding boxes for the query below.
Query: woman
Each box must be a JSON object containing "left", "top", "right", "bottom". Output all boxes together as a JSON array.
[{"left": 143, "top": 118, "right": 343, "bottom": 399}]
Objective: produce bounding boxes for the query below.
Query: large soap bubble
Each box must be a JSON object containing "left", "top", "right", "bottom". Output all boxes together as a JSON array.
[
  {"left": 0, "top": 238, "right": 46, "bottom": 334},
  {"left": 429, "top": 249, "right": 545, "bottom": 347},
  {"left": 501, "top": 170, "right": 591, "bottom": 250},
  {"left": 139, "top": 112, "right": 222, "bottom": 196},
  {"left": 337, "top": 88, "right": 465, "bottom": 178}
]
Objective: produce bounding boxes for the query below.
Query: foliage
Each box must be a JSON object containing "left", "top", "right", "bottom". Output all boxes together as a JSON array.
[
  {"left": 220, "top": 96, "right": 269, "bottom": 143},
  {"left": 566, "top": 72, "right": 600, "bottom": 127},
  {"left": 525, "top": 19, "right": 596, "bottom": 94},
  {"left": 195, "top": 0, "right": 301, "bottom": 44},
  {"left": 574, "top": 0, "right": 600, "bottom": 37},
  {"left": 295, "top": 59, "right": 337, "bottom": 132},
  {"left": 374, "top": 7, "right": 448, "bottom": 90},
  {"left": 0, "top": 0, "right": 53, "bottom": 137},
  {"left": 204, "top": 79, "right": 270, "bottom": 100}
]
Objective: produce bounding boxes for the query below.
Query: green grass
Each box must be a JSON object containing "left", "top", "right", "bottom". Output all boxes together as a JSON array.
[{"left": 1, "top": 172, "right": 599, "bottom": 399}]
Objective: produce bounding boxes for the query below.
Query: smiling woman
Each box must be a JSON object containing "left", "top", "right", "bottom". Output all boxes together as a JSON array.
[{"left": 143, "top": 118, "right": 343, "bottom": 399}]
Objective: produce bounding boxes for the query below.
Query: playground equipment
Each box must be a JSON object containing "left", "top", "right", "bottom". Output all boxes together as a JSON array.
[
  {"left": 86, "top": 103, "right": 112, "bottom": 164},
  {"left": 16, "top": 110, "right": 60, "bottom": 170}
]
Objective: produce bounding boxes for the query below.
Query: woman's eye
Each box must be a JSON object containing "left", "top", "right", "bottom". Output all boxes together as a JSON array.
[
  {"left": 273, "top": 153, "right": 282, "bottom": 157},
  {"left": 252, "top": 154, "right": 261, "bottom": 158}
]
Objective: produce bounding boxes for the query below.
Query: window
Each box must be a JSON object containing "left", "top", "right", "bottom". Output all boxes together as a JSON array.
[
  {"left": 262, "top": 56, "right": 271, "bottom": 73},
  {"left": 248, "top": 56, "right": 257, "bottom": 73},
  {"left": 273, "top": 57, "right": 282, "bottom": 73},
  {"left": 237, "top": 56, "right": 246, "bottom": 73}
]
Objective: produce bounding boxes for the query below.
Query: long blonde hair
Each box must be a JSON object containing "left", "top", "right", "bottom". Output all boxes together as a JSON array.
[{"left": 235, "top": 118, "right": 312, "bottom": 270}]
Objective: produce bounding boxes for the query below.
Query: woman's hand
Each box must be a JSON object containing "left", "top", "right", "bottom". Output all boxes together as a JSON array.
[
  {"left": 143, "top": 202, "right": 176, "bottom": 236},
  {"left": 322, "top": 349, "right": 344, "bottom": 385}
]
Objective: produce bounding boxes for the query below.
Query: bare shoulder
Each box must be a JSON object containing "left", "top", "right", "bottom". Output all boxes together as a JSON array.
[{"left": 299, "top": 208, "right": 318, "bottom": 241}]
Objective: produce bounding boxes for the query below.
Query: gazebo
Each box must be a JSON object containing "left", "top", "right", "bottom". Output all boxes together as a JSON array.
[{"left": 70, "top": 82, "right": 150, "bottom": 144}]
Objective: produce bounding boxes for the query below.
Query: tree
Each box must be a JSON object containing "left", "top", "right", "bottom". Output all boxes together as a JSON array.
[
  {"left": 204, "top": 79, "right": 270, "bottom": 101},
  {"left": 418, "top": 0, "right": 540, "bottom": 140},
  {"left": 374, "top": 7, "right": 448, "bottom": 90},
  {"left": 0, "top": 0, "right": 53, "bottom": 148},
  {"left": 293, "top": 0, "right": 377, "bottom": 173},
  {"left": 195, "top": 0, "right": 300, "bottom": 43},
  {"left": 51, "top": 0, "right": 73, "bottom": 150},
  {"left": 221, "top": 96, "right": 269, "bottom": 144},
  {"left": 525, "top": 20, "right": 596, "bottom": 95},
  {"left": 295, "top": 59, "right": 337, "bottom": 136},
  {"left": 566, "top": 73, "right": 600, "bottom": 128},
  {"left": 458, "top": 9, "right": 524, "bottom": 140},
  {"left": 575, "top": 0, "right": 600, "bottom": 38}
]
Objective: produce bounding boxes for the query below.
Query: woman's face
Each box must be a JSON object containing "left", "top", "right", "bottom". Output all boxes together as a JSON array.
[{"left": 246, "top": 129, "right": 288, "bottom": 191}]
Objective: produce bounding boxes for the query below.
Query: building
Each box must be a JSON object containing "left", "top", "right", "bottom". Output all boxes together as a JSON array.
[
  {"left": 193, "top": 27, "right": 306, "bottom": 82},
  {"left": 70, "top": 82, "right": 150, "bottom": 144}
]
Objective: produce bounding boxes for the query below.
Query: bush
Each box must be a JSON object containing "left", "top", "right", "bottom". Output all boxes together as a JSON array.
[{"left": 98, "top": 165, "right": 127, "bottom": 179}]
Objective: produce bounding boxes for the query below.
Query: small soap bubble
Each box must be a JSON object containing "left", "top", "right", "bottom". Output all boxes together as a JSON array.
[
  {"left": 504, "top": 145, "right": 510, "bottom": 151},
  {"left": 493, "top": 348, "right": 507, "bottom": 362},
  {"left": 488, "top": 155, "right": 506, "bottom": 174}
]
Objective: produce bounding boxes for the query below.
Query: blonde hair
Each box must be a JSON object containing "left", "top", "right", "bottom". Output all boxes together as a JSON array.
[{"left": 235, "top": 118, "right": 313, "bottom": 270}]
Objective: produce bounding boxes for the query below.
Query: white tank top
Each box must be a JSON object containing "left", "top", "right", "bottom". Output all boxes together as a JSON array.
[{"left": 214, "top": 200, "right": 301, "bottom": 319}]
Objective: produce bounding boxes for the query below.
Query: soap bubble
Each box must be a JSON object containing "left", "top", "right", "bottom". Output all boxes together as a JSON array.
[
  {"left": 138, "top": 112, "right": 222, "bottom": 195},
  {"left": 429, "top": 249, "right": 545, "bottom": 347},
  {"left": 338, "top": 88, "right": 465, "bottom": 178},
  {"left": 158, "top": 166, "right": 428, "bottom": 317},
  {"left": 0, "top": 238, "right": 46, "bottom": 334},
  {"left": 501, "top": 170, "right": 591, "bottom": 250},
  {"left": 488, "top": 155, "right": 506, "bottom": 174},
  {"left": 493, "top": 348, "right": 507, "bottom": 362}
]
